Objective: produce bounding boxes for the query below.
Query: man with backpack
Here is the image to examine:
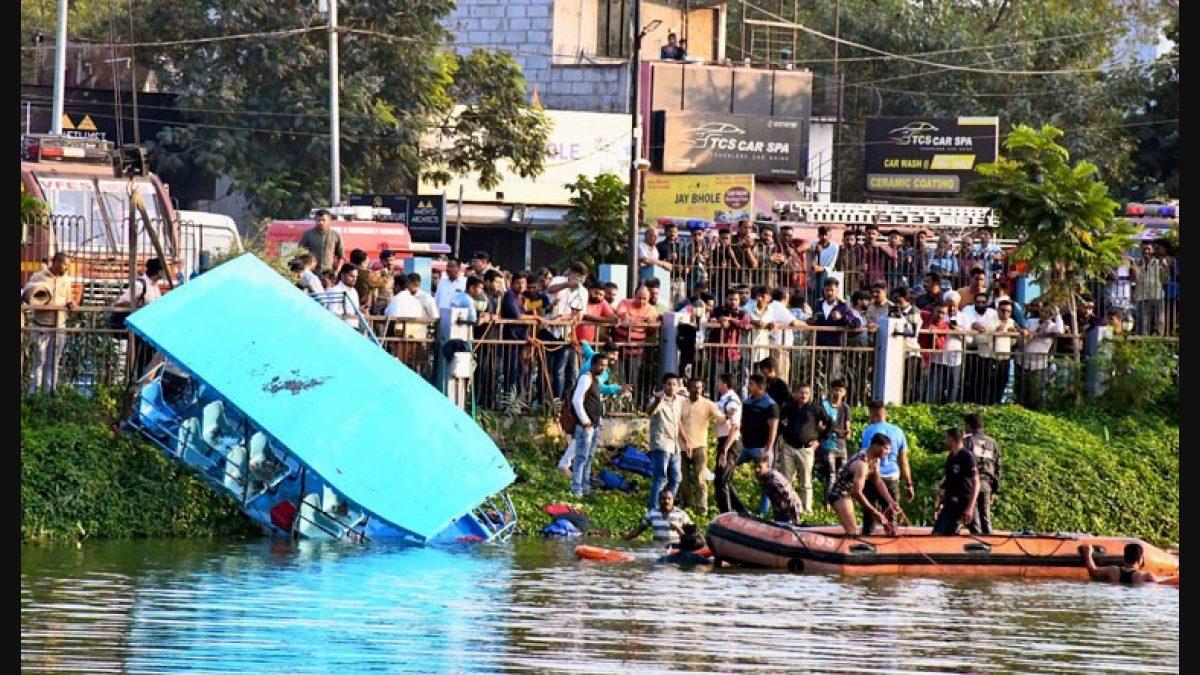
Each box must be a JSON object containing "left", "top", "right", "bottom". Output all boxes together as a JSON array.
[
  {"left": 963, "top": 412, "right": 1002, "bottom": 534},
  {"left": 567, "top": 354, "right": 609, "bottom": 497}
]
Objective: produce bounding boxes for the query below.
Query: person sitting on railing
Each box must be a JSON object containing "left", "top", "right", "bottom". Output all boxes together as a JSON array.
[{"left": 639, "top": 227, "right": 672, "bottom": 282}]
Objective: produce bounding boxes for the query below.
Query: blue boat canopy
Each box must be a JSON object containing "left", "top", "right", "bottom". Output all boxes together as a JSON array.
[{"left": 127, "top": 253, "right": 515, "bottom": 541}]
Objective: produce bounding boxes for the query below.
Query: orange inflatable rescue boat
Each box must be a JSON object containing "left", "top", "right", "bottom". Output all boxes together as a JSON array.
[{"left": 706, "top": 513, "right": 1180, "bottom": 580}]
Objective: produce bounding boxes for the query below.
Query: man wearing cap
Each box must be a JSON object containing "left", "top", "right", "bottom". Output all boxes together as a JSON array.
[
  {"left": 22, "top": 252, "right": 78, "bottom": 394},
  {"left": 299, "top": 209, "right": 343, "bottom": 273}
]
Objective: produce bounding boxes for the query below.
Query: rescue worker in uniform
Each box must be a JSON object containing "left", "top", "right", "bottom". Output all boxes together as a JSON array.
[{"left": 963, "top": 412, "right": 1001, "bottom": 534}]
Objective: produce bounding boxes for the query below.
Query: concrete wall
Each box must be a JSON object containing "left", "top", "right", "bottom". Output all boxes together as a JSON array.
[{"left": 447, "top": 0, "right": 630, "bottom": 112}]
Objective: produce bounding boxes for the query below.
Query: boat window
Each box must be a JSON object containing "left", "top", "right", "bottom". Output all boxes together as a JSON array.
[{"left": 849, "top": 543, "right": 876, "bottom": 554}]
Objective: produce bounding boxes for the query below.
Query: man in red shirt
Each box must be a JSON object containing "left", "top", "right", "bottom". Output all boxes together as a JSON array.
[
  {"left": 576, "top": 281, "right": 618, "bottom": 344},
  {"left": 614, "top": 286, "right": 662, "bottom": 399}
]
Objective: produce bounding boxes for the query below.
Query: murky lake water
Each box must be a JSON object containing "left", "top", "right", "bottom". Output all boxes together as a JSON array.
[{"left": 21, "top": 538, "right": 1177, "bottom": 673}]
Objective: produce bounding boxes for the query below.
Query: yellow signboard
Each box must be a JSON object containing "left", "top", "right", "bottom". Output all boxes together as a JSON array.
[
  {"left": 77, "top": 115, "right": 98, "bottom": 132},
  {"left": 60, "top": 114, "right": 75, "bottom": 130},
  {"left": 642, "top": 173, "right": 755, "bottom": 225}
]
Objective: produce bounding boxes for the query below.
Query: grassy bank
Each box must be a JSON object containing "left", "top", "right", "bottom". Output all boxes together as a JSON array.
[
  {"left": 493, "top": 404, "right": 1178, "bottom": 547},
  {"left": 21, "top": 390, "right": 258, "bottom": 542},
  {"left": 22, "top": 391, "right": 1177, "bottom": 547}
]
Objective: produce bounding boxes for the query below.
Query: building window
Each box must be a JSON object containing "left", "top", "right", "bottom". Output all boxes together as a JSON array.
[{"left": 597, "top": 0, "right": 629, "bottom": 58}]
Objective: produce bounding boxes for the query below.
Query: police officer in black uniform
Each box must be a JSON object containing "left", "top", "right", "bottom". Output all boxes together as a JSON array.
[{"left": 964, "top": 412, "right": 1002, "bottom": 534}]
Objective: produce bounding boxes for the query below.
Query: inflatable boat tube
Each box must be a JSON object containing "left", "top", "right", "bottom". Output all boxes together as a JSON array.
[
  {"left": 706, "top": 512, "right": 1180, "bottom": 580},
  {"left": 575, "top": 545, "right": 635, "bottom": 563}
]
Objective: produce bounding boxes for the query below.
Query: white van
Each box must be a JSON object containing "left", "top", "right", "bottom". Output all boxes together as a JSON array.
[{"left": 178, "top": 210, "right": 244, "bottom": 278}]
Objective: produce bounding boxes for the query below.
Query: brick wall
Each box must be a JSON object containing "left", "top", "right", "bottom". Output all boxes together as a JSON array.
[{"left": 447, "top": 0, "right": 629, "bottom": 112}]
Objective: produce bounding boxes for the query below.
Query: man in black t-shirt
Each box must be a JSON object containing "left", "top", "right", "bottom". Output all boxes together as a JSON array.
[
  {"left": 738, "top": 374, "right": 780, "bottom": 466},
  {"left": 931, "top": 427, "right": 980, "bottom": 535},
  {"left": 756, "top": 357, "right": 792, "bottom": 408}
]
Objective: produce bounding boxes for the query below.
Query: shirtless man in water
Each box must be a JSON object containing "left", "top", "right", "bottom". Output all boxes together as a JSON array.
[
  {"left": 825, "top": 432, "right": 898, "bottom": 535},
  {"left": 1079, "top": 543, "right": 1161, "bottom": 584}
]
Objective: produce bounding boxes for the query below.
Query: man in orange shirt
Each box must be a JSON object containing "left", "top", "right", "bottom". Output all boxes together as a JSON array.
[{"left": 614, "top": 285, "right": 662, "bottom": 399}]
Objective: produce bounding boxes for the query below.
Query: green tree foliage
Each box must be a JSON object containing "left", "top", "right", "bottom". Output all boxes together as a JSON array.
[
  {"left": 537, "top": 173, "right": 630, "bottom": 272},
  {"left": 967, "top": 124, "right": 1136, "bottom": 338},
  {"left": 135, "top": 1, "right": 549, "bottom": 219},
  {"left": 729, "top": 0, "right": 1173, "bottom": 198},
  {"left": 1115, "top": 16, "right": 1178, "bottom": 200}
]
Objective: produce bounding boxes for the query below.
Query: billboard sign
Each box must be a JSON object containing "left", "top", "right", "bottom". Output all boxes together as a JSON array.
[
  {"left": 418, "top": 109, "right": 630, "bottom": 206},
  {"left": 864, "top": 116, "right": 1000, "bottom": 195},
  {"left": 651, "top": 111, "right": 806, "bottom": 179},
  {"left": 642, "top": 174, "right": 755, "bottom": 225},
  {"left": 347, "top": 194, "right": 447, "bottom": 237}
]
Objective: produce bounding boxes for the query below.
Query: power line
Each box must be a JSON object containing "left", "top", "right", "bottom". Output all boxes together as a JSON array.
[
  {"left": 785, "top": 28, "right": 1122, "bottom": 64},
  {"left": 743, "top": 2, "right": 1170, "bottom": 77},
  {"left": 20, "top": 25, "right": 325, "bottom": 50}
]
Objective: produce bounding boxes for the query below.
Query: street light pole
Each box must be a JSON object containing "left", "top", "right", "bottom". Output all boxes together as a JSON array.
[
  {"left": 626, "top": 0, "right": 643, "bottom": 294},
  {"left": 50, "top": 0, "right": 68, "bottom": 135},
  {"left": 328, "top": 0, "right": 341, "bottom": 207}
]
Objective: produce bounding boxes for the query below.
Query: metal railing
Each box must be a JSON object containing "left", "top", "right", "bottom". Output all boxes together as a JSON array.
[
  {"left": 688, "top": 325, "right": 877, "bottom": 406},
  {"left": 901, "top": 329, "right": 1082, "bottom": 409},
  {"left": 467, "top": 318, "right": 663, "bottom": 416},
  {"left": 365, "top": 316, "right": 438, "bottom": 382},
  {"left": 20, "top": 306, "right": 135, "bottom": 396}
]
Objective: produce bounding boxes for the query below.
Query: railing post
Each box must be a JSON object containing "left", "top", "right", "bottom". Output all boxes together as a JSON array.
[
  {"left": 437, "top": 307, "right": 473, "bottom": 410},
  {"left": 1084, "top": 325, "right": 1104, "bottom": 398},
  {"left": 660, "top": 312, "right": 679, "bottom": 376},
  {"left": 872, "top": 316, "right": 907, "bottom": 405}
]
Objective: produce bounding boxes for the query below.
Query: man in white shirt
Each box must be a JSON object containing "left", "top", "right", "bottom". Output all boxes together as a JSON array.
[
  {"left": 325, "top": 264, "right": 363, "bottom": 328},
  {"left": 570, "top": 355, "right": 609, "bottom": 497},
  {"left": 959, "top": 291, "right": 997, "bottom": 404},
  {"left": 764, "top": 288, "right": 803, "bottom": 382},
  {"left": 22, "top": 252, "right": 78, "bottom": 393},
  {"left": 712, "top": 373, "right": 746, "bottom": 514},
  {"left": 984, "top": 300, "right": 1021, "bottom": 404},
  {"left": 546, "top": 262, "right": 589, "bottom": 400},
  {"left": 745, "top": 285, "right": 775, "bottom": 365},
  {"left": 434, "top": 258, "right": 467, "bottom": 311},
  {"left": 1016, "top": 303, "right": 1063, "bottom": 409},
  {"left": 115, "top": 257, "right": 166, "bottom": 377},
  {"left": 639, "top": 227, "right": 671, "bottom": 281}
]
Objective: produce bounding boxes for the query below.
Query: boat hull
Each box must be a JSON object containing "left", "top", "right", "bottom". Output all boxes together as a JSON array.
[{"left": 706, "top": 513, "right": 1179, "bottom": 580}]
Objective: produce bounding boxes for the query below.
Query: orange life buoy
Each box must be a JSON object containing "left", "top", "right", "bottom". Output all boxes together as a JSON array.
[{"left": 575, "top": 545, "right": 635, "bottom": 563}]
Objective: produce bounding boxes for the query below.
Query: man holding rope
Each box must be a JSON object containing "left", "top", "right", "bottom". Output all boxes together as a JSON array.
[{"left": 858, "top": 400, "right": 916, "bottom": 535}]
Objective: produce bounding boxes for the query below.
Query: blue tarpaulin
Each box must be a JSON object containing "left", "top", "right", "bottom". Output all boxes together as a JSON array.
[{"left": 127, "top": 254, "right": 515, "bottom": 542}]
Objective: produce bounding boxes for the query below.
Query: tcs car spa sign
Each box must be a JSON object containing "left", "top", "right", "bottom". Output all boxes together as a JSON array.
[
  {"left": 864, "top": 116, "right": 999, "bottom": 195},
  {"left": 642, "top": 174, "right": 755, "bottom": 225},
  {"left": 651, "top": 111, "right": 806, "bottom": 180}
]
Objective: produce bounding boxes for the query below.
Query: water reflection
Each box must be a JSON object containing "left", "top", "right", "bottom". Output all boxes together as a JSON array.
[{"left": 22, "top": 539, "right": 1178, "bottom": 673}]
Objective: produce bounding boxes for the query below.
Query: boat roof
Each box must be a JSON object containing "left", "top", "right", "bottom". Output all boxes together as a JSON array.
[{"left": 126, "top": 253, "right": 515, "bottom": 541}]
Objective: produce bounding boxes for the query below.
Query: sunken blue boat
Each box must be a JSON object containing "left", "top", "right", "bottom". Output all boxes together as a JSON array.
[{"left": 124, "top": 254, "right": 516, "bottom": 545}]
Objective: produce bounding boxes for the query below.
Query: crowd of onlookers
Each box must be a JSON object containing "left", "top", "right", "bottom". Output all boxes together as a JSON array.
[{"left": 20, "top": 209, "right": 1178, "bottom": 404}]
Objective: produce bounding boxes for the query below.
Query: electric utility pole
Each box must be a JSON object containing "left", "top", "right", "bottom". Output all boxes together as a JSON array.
[
  {"left": 328, "top": 0, "right": 341, "bottom": 207},
  {"left": 50, "top": 0, "right": 68, "bottom": 134}
]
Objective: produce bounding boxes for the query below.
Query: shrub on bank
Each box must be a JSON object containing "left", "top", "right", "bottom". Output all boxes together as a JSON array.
[
  {"left": 498, "top": 404, "right": 1178, "bottom": 547},
  {"left": 21, "top": 390, "right": 257, "bottom": 542}
]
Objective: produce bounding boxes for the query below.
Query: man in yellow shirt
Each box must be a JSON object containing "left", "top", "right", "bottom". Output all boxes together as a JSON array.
[
  {"left": 21, "top": 253, "right": 78, "bottom": 393},
  {"left": 679, "top": 377, "right": 722, "bottom": 514}
]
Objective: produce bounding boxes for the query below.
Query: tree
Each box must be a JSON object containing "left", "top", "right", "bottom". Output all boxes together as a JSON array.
[
  {"left": 967, "top": 124, "right": 1136, "bottom": 353},
  {"left": 728, "top": 0, "right": 1173, "bottom": 199},
  {"left": 538, "top": 173, "right": 630, "bottom": 272},
  {"left": 138, "top": 1, "right": 549, "bottom": 219}
]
